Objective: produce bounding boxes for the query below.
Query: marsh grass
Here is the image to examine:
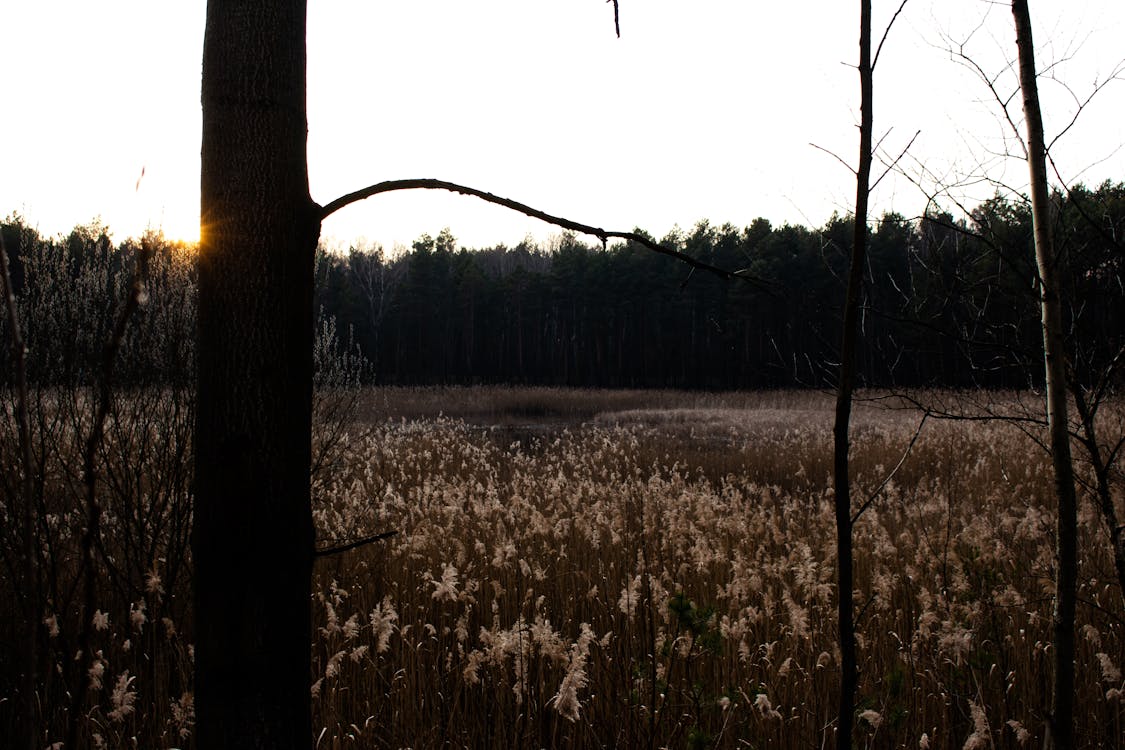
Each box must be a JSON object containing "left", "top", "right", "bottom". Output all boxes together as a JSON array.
[
  {"left": 3, "top": 386, "right": 1123, "bottom": 748},
  {"left": 0, "top": 225, "right": 367, "bottom": 748},
  {"left": 308, "top": 388, "right": 1124, "bottom": 749}
]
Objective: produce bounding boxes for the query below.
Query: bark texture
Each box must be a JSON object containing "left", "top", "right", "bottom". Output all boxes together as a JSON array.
[
  {"left": 196, "top": 1, "right": 320, "bottom": 747},
  {"left": 1011, "top": 1, "right": 1078, "bottom": 747}
]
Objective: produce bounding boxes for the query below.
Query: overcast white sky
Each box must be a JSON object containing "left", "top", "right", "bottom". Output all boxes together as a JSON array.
[{"left": 3, "top": 1, "right": 1123, "bottom": 251}]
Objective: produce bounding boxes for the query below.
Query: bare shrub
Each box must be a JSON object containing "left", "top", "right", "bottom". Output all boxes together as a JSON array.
[
  {"left": 0, "top": 223, "right": 195, "bottom": 747},
  {"left": 0, "top": 222, "right": 369, "bottom": 747}
]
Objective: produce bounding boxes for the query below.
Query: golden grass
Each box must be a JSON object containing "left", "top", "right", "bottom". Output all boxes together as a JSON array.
[
  {"left": 307, "top": 388, "right": 1124, "bottom": 749},
  {"left": 8, "top": 387, "right": 1122, "bottom": 748}
]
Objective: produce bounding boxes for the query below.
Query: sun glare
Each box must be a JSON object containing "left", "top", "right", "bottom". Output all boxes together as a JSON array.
[
  {"left": 166, "top": 219, "right": 200, "bottom": 246},
  {"left": 147, "top": 216, "right": 200, "bottom": 248}
]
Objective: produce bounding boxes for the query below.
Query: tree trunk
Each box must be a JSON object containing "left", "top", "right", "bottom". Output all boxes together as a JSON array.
[
  {"left": 196, "top": 1, "right": 319, "bottom": 748},
  {"left": 832, "top": 2, "right": 873, "bottom": 746},
  {"left": 1011, "top": 2, "right": 1078, "bottom": 747}
]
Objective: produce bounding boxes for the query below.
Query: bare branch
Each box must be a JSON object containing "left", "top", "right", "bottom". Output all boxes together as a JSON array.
[
  {"left": 894, "top": 390, "right": 1048, "bottom": 428},
  {"left": 948, "top": 40, "right": 1027, "bottom": 156},
  {"left": 1077, "top": 596, "right": 1125, "bottom": 627},
  {"left": 607, "top": 0, "right": 620, "bottom": 38},
  {"left": 852, "top": 410, "right": 928, "bottom": 523},
  {"left": 1107, "top": 434, "right": 1125, "bottom": 471},
  {"left": 884, "top": 148, "right": 1050, "bottom": 296},
  {"left": 872, "top": 0, "right": 910, "bottom": 72},
  {"left": 871, "top": 127, "right": 897, "bottom": 158},
  {"left": 315, "top": 530, "right": 398, "bottom": 558},
  {"left": 1090, "top": 343, "right": 1125, "bottom": 408},
  {"left": 1048, "top": 141, "right": 1124, "bottom": 190},
  {"left": 883, "top": 152, "right": 1009, "bottom": 252},
  {"left": 871, "top": 128, "right": 921, "bottom": 191},
  {"left": 678, "top": 265, "right": 696, "bottom": 292},
  {"left": 809, "top": 142, "right": 857, "bottom": 176},
  {"left": 319, "top": 178, "right": 776, "bottom": 291},
  {"left": 1045, "top": 57, "right": 1125, "bottom": 153}
]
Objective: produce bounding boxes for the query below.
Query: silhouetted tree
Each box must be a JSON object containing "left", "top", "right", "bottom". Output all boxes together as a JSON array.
[{"left": 195, "top": 4, "right": 752, "bottom": 746}]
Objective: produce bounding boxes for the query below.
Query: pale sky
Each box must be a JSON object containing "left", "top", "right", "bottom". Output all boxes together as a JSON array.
[{"left": 4, "top": 1, "right": 1124, "bottom": 252}]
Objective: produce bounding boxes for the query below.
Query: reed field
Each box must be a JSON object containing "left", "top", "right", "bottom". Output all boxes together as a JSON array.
[
  {"left": 306, "top": 388, "right": 1124, "bottom": 749},
  {"left": 3, "top": 387, "right": 1124, "bottom": 748}
]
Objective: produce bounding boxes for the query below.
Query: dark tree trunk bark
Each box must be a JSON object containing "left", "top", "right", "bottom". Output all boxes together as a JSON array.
[
  {"left": 1011, "top": 2, "right": 1078, "bottom": 747},
  {"left": 196, "top": 1, "right": 319, "bottom": 748},
  {"left": 833, "top": 1, "right": 872, "bottom": 746}
]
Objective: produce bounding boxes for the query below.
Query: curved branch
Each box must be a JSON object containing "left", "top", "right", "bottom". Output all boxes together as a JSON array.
[
  {"left": 1046, "top": 58, "right": 1125, "bottom": 154},
  {"left": 852, "top": 411, "right": 928, "bottom": 524},
  {"left": 948, "top": 41, "right": 1026, "bottom": 157},
  {"left": 872, "top": 0, "right": 910, "bottom": 72},
  {"left": 319, "top": 178, "right": 775, "bottom": 290}
]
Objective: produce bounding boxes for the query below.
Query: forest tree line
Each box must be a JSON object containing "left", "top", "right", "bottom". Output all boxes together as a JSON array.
[
  {"left": 3, "top": 179, "right": 1123, "bottom": 391},
  {"left": 317, "top": 179, "right": 1125, "bottom": 390}
]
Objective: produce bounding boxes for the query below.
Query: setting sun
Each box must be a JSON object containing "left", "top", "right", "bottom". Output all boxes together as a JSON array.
[
  {"left": 4, "top": 1, "right": 1124, "bottom": 249},
  {"left": 161, "top": 218, "right": 200, "bottom": 247}
]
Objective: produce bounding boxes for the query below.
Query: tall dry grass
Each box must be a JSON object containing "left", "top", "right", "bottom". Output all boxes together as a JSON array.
[
  {"left": 3, "top": 385, "right": 1123, "bottom": 747},
  {"left": 307, "top": 389, "right": 1124, "bottom": 749},
  {"left": 0, "top": 224, "right": 368, "bottom": 748}
]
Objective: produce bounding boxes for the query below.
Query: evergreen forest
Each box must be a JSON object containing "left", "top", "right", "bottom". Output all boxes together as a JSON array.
[{"left": 4, "top": 180, "right": 1122, "bottom": 391}]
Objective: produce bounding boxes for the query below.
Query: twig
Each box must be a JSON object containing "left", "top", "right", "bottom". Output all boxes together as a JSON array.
[
  {"left": 1076, "top": 596, "right": 1125, "bottom": 627},
  {"left": 314, "top": 530, "right": 398, "bottom": 558},
  {"left": 948, "top": 41, "right": 1027, "bottom": 157},
  {"left": 870, "top": 129, "right": 921, "bottom": 191},
  {"left": 607, "top": 0, "right": 620, "bottom": 38},
  {"left": 872, "top": 0, "right": 910, "bottom": 72},
  {"left": 1044, "top": 57, "right": 1125, "bottom": 154},
  {"left": 678, "top": 266, "right": 696, "bottom": 292},
  {"left": 808, "top": 142, "right": 857, "bottom": 176},
  {"left": 852, "top": 410, "right": 928, "bottom": 523},
  {"left": 855, "top": 592, "right": 878, "bottom": 627}
]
